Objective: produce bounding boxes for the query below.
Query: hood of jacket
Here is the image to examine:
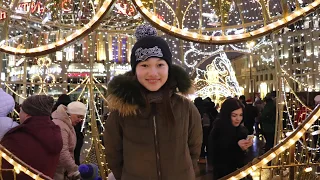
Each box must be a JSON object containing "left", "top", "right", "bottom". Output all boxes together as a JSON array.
[
  {"left": 0, "top": 89, "right": 15, "bottom": 117},
  {"left": 51, "top": 105, "right": 73, "bottom": 129},
  {"left": 8, "top": 116, "right": 63, "bottom": 154},
  {"left": 107, "top": 64, "right": 194, "bottom": 116}
]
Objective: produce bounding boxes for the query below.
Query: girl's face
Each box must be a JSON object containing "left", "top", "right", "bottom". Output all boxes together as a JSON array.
[
  {"left": 136, "top": 57, "right": 169, "bottom": 91},
  {"left": 231, "top": 108, "right": 243, "bottom": 127}
]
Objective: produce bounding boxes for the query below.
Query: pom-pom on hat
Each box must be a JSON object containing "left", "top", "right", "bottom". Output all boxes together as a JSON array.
[
  {"left": 130, "top": 24, "right": 172, "bottom": 74},
  {"left": 79, "top": 164, "right": 102, "bottom": 180},
  {"left": 67, "top": 101, "right": 86, "bottom": 116}
]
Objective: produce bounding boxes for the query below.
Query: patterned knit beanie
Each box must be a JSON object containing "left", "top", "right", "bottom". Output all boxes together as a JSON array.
[{"left": 130, "top": 24, "right": 172, "bottom": 74}]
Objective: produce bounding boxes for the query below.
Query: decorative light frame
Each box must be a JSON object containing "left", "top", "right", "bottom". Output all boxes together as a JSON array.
[
  {"left": 132, "top": 0, "right": 320, "bottom": 44},
  {"left": 0, "top": 145, "right": 52, "bottom": 180},
  {"left": 0, "top": 0, "right": 116, "bottom": 57}
]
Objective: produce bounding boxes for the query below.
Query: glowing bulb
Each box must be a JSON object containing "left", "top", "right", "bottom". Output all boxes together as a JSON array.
[
  {"left": 14, "top": 166, "right": 20, "bottom": 174},
  {"left": 305, "top": 167, "right": 312, "bottom": 172}
]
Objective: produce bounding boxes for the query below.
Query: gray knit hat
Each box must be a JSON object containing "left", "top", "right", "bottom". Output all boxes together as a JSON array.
[{"left": 21, "top": 95, "right": 54, "bottom": 116}]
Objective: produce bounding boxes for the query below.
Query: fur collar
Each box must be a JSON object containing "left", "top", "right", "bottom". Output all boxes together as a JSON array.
[{"left": 106, "top": 65, "right": 194, "bottom": 116}]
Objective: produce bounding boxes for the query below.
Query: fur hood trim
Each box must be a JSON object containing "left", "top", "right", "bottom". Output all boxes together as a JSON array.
[{"left": 106, "top": 65, "right": 194, "bottom": 116}]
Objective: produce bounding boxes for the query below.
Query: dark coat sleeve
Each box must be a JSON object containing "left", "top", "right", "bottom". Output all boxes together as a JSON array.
[
  {"left": 188, "top": 102, "right": 203, "bottom": 170},
  {"left": 104, "top": 111, "right": 123, "bottom": 180}
]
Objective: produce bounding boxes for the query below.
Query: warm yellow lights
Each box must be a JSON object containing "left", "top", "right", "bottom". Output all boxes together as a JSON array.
[
  {"left": 135, "top": 0, "right": 143, "bottom": 7},
  {"left": 246, "top": 41, "right": 256, "bottom": 49},
  {"left": 304, "top": 122, "right": 313, "bottom": 130},
  {"left": 305, "top": 167, "right": 312, "bottom": 172},
  {"left": 0, "top": 0, "right": 116, "bottom": 56},
  {"left": 0, "top": 148, "right": 47, "bottom": 180},
  {"left": 288, "top": 139, "right": 295, "bottom": 145},
  {"left": 14, "top": 166, "right": 21, "bottom": 174},
  {"left": 131, "top": 0, "right": 320, "bottom": 44}
]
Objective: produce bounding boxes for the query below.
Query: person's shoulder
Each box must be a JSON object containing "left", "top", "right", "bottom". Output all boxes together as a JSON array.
[{"left": 52, "top": 119, "right": 69, "bottom": 129}]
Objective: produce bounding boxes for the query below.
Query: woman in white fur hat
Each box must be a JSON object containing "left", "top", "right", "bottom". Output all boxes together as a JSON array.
[{"left": 52, "top": 101, "right": 87, "bottom": 180}]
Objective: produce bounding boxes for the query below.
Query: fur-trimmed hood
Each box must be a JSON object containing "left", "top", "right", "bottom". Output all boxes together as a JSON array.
[{"left": 106, "top": 65, "right": 194, "bottom": 116}]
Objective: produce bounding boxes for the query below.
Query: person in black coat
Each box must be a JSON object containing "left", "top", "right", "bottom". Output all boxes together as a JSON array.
[
  {"left": 208, "top": 98, "right": 253, "bottom": 180},
  {"left": 243, "top": 99, "right": 258, "bottom": 135}
]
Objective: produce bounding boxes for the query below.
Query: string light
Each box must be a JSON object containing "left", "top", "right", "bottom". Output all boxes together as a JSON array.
[
  {"left": 0, "top": 0, "right": 116, "bottom": 56},
  {"left": 0, "top": 146, "right": 51, "bottom": 180},
  {"left": 132, "top": 0, "right": 320, "bottom": 44}
]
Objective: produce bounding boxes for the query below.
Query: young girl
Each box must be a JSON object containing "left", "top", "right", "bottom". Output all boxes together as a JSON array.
[
  {"left": 208, "top": 98, "right": 253, "bottom": 180},
  {"left": 104, "top": 24, "right": 202, "bottom": 180}
]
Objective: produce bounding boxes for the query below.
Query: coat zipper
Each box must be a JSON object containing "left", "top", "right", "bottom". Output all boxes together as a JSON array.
[{"left": 153, "top": 115, "right": 162, "bottom": 180}]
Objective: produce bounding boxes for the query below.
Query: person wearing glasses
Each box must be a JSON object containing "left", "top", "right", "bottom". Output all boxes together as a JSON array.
[{"left": 52, "top": 101, "right": 87, "bottom": 180}]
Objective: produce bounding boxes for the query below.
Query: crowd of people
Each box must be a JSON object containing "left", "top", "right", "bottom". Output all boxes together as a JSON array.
[{"left": 0, "top": 92, "right": 87, "bottom": 180}]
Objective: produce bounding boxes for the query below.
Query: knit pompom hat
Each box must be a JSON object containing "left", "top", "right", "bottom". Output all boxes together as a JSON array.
[
  {"left": 78, "top": 164, "right": 101, "bottom": 180},
  {"left": 130, "top": 24, "right": 172, "bottom": 74}
]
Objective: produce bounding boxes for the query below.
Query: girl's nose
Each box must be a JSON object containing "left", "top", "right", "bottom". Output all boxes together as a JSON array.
[{"left": 148, "top": 67, "right": 158, "bottom": 76}]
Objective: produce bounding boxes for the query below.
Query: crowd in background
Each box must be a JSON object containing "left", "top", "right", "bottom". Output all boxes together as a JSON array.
[{"left": 0, "top": 91, "right": 87, "bottom": 180}]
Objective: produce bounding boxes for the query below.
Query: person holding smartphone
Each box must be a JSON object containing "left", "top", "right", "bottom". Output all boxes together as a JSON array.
[{"left": 208, "top": 98, "right": 253, "bottom": 180}]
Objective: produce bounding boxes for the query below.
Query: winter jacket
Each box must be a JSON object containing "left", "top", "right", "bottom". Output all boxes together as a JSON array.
[
  {"left": 104, "top": 65, "right": 202, "bottom": 180},
  {"left": 208, "top": 124, "right": 249, "bottom": 179},
  {"left": 260, "top": 100, "right": 276, "bottom": 133},
  {"left": 0, "top": 88, "right": 18, "bottom": 140},
  {"left": 52, "top": 105, "right": 78, "bottom": 179},
  {"left": 1, "top": 116, "right": 63, "bottom": 179}
]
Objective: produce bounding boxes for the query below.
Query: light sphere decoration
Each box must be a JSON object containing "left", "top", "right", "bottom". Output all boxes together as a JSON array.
[
  {"left": 0, "top": 0, "right": 116, "bottom": 56},
  {"left": 132, "top": 0, "right": 320, "bottom": 44}
]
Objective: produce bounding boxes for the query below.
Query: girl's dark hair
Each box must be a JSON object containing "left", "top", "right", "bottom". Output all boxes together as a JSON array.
[{"left": 215, "top": 98, "right": 244, "bottom": 129}]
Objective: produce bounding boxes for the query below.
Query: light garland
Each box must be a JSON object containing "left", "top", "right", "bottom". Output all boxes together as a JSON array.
[
  {"left": 282, "top": 68, "right": 320, "bottom": 91},
  {"left": 282, "top": 78, "right": 319, "bottom": 151},
  {"left": 4, "top": 76, "right": 89, "bottom": 101},
  {"left": 0, "top": 145, "right": 52, "bottom": 180},
  {"left": 132, "top": 0, "right": 320, "bottom": 44},
  {"left": 0, "top": 0, "right": 116, "bottom": 56},
  {"left": 30, "top": 57, "right": 57, "bottom": 94},
  {"left": 184, "top": 44, "right": 224, "bottom": 68},
  {"left": 194, "top": 53, "right": 241, "bottom": 98}
]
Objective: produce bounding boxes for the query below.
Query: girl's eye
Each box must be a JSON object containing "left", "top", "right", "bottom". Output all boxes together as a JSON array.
[
  {"left": 158, "top": 64, "right": 165, "bottom": 67},
  {"left": 141, "top": 64, "right": 148, "bottom": 67}
]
